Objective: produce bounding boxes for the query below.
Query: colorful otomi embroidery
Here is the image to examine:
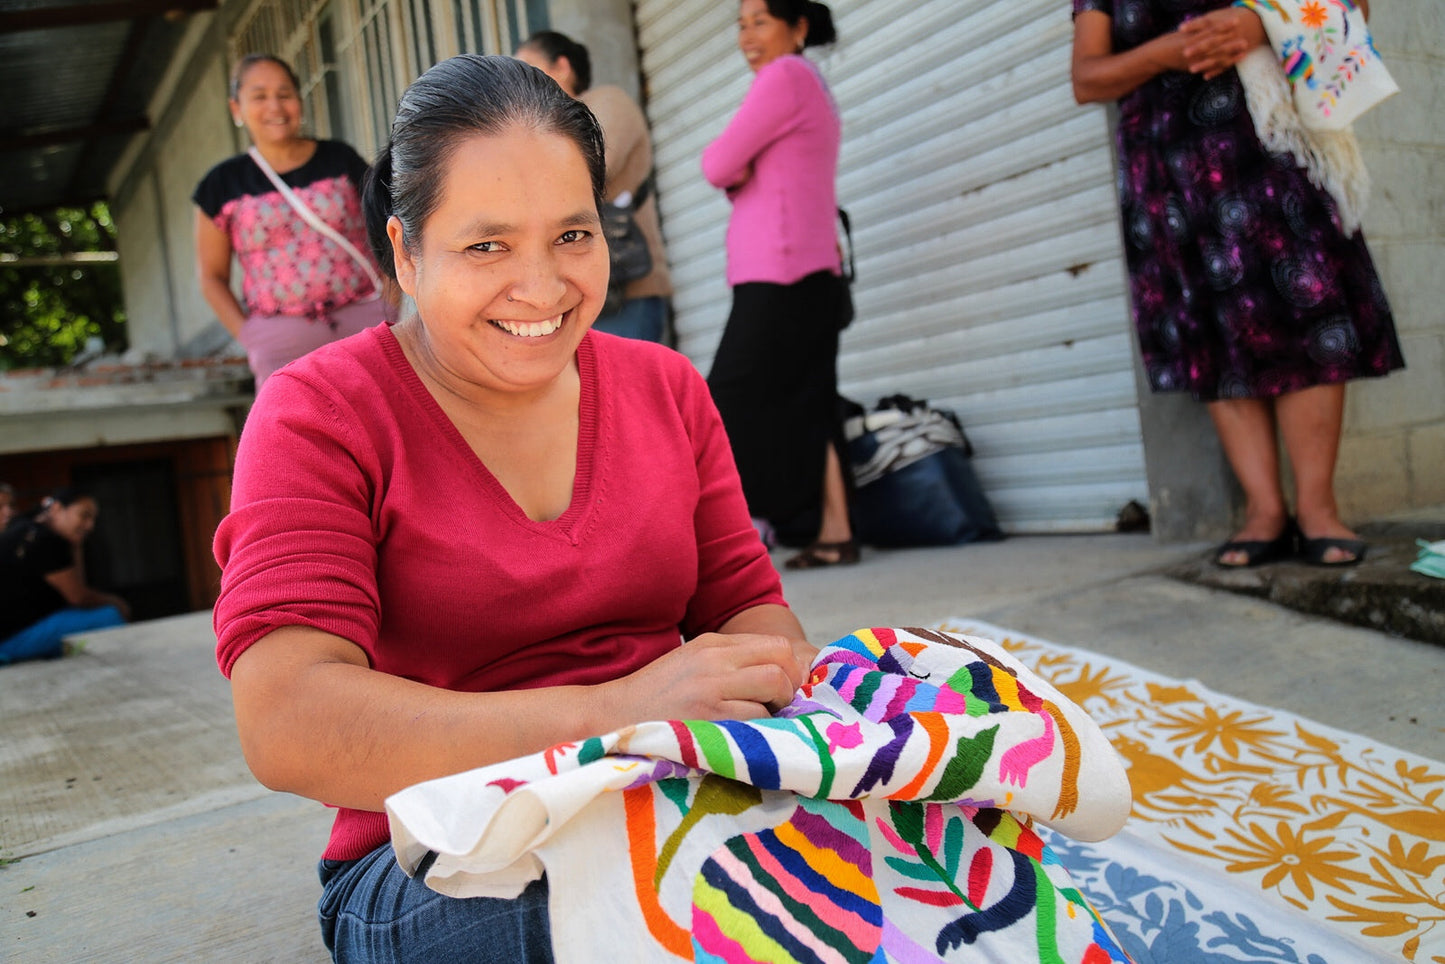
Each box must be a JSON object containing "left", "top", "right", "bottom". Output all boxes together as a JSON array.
[
  {"left": 1233, "top": 0, "right": 1397, "bottom": 130},
  {"left": 386, "top": 627, "right": 1134, "bottom": 962}
]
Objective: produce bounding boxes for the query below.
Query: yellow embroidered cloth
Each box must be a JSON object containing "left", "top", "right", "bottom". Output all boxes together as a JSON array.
[{"left": 941, "top": 618, "right": 1445, "bottom": 962}]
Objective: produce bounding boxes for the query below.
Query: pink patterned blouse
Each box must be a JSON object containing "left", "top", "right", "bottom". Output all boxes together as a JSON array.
[{"left": 193, "top": 140, "right": 379, "bottom": 318}]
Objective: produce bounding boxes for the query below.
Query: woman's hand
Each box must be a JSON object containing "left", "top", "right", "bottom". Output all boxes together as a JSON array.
[
  {"left": 724, "top": 163, "right": 754, "bottom": 200},
  {"left": 605, "top": 631, "right": 808, "bottom": 722},
  {"left": 1179, "top": 7, "right": 1266, "bottom": 80}
]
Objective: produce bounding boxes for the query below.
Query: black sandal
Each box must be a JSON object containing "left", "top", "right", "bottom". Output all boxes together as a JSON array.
[
  {"left": 1297, "top": 535, "right": 1367, "bottom": 567},
  {"left": 1214, "top": 521, "right": 1297, "bottom": 568},
  {"left": 784, "top": 539, "right": 860, "bottom": 570}
]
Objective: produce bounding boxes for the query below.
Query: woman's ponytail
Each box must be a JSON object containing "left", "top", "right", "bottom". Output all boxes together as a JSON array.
[
  {"left": 802, "top": 2, "right": 837, "bottom": 48},
  {"left": 362, "top": 144, "right": 398, "bottom": 280},
  {"left": 761, "top": 1, "right": 837, "bottom": 49}
]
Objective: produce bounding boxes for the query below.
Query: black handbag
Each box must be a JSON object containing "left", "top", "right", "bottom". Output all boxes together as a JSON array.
[
  {"left": 844, "top": 394, "right": 1004, "bottom": 547},
  {"left": 600, "top": 178, "right": 655, "bottom": 314}
]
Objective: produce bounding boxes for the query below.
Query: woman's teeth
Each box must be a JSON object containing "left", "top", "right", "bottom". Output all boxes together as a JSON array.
[{"left": 493, "top": 315, "right": 563, "bottom": 337}]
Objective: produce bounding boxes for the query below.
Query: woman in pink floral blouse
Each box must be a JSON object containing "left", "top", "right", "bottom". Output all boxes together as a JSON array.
[{"left": 194, "top": 54, "right": 389, "bottom": 387}]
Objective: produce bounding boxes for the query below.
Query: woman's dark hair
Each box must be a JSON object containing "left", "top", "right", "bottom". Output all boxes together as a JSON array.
[
  {"left": 759, "top": 0, "right": 837, "bottom": 47},
  {"left": 29, "top": 486, "right": 94, "bottom": 523},
  {"left": 45, "top": 486, "right": 94, "bottom": 509},
  {"left": 229, "top": 53, "right": 301, "bottom": 100},
  {"left": 362, "top": 54, "right": 606, "bottom": 281},
  {"left": 517, "top": 30, "right": 593, "bottom": 94}
]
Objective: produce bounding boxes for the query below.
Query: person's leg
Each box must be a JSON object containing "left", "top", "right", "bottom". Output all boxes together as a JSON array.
[
  {"left": 1276, "top": 382, "right": 1360, "bottom": 562},
  {"left": 817, "top": 442, "right": 852, "bottom": 544},
  {"left": 319, "top": 846, "right": 553, "bottom": 964},
  {"left": 0, "top": 606, "right": 125, "bottom": 666},
  {"left": 590, "top": 296, "right": 666, "bottom": 342},
  {"left": 1206, "top": 397, "right": 1291, "bottom": 565},
  {"left": 784, "top": 441, "right": 858, "bottom": 568}
]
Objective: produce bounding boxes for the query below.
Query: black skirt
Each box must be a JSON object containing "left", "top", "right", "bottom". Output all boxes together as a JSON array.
[{"left": 707, "top": 270, "right": 850, "bottom": 545}]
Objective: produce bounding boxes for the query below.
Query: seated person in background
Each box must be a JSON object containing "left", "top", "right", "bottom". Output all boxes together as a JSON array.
[
  {"left": 211, "top": 54, "right": 811, "bottom": 962},
  {"left": 0, "top": 482, "right": 16, "bottom": 529},
  {"left": 0, "top": 487, "right": 130, "bottom": 666}
]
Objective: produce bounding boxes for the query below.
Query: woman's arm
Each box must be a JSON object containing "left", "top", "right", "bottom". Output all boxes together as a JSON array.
[
  {"left": 701, "top": 61, "right": 800, "bottom": 190},
  {"left": 195, "top": 208, "right": 249, "bottom": 337},
  {"left": 1071, "top": 9, "right": 1192, "bottom": 104},
  {"left": 229, "top": 621, "right": 806, "bottom": 811},
  {"left": 44, "top": 566, "right": 131, "bottom": 620}
]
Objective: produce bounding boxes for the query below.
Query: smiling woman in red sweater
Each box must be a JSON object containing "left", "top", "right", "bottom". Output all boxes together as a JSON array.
[{"left": 211, "top": 54, "right": 811, "bottom": 963}]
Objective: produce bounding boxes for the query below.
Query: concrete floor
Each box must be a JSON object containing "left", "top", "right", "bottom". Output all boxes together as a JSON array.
[{"left": 2, "top": 532, "right": 1442, "bottom": 962}]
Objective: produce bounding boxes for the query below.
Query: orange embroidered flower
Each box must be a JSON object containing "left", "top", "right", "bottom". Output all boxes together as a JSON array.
[
  {"left": 1153, "top": 704, "right": 1286, "bottom": 758},
  {"left": 1216, "top": 821, "right": 1372, "bottom": 901},
  {"left": 1300, "top": 0, "right": 1329, "bottom": 29}
]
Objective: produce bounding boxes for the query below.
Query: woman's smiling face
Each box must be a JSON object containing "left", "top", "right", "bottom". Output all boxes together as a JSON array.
[
  {"left": 737, "top": 0, "right": 806, "bottom": 73},
  {"left": 230, "top": 59, "right": 303, "bottom": 146},
  {"left": 389, "top": 125, "right": 607, "bottom": 398}
]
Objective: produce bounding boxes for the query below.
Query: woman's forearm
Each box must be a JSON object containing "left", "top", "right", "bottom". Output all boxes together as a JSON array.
[
  {"left": 199, "top": 274, "right": 249, "bottom": 337},
  {"left": 232, "top": 614, "right": 819, "bottom": 811},
  {"left": 1072, "top": 27, "right": 1190, "bottom": 104},
  {"left": 230, "top": 627, "right": 623, "bottom": 811}
]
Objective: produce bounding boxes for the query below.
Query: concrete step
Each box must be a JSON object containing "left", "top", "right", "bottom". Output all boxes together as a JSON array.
[{"left": 1166, "top": 516, "right": 1445, "bottom": 645}]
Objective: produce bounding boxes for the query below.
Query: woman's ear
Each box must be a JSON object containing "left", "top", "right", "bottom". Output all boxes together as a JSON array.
[
  {"left": 387, "top": 216, "right": 417, "bottom": 297},
  {"left": 555, "top": 55, "right": 577, "bottom": 94},
  {"left": 229, "top": 100, "right": 244, "bottom": 129}
]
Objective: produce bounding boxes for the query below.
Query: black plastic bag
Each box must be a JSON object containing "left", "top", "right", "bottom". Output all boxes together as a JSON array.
[{"left": 844, "top": 395, "right": 1003, "bottom": 547}]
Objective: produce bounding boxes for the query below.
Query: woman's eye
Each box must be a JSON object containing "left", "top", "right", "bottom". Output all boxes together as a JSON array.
[
  {"left": 469, "top": 241, "right": 502, "bottom": 253},
  {"left": 558, "top": 230, "right": 590, "bottom": 244}
]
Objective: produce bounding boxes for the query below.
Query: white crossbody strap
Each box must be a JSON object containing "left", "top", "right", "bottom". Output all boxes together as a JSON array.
[{"left": 248, "top": 146, "right": 384, "bottom": 299}]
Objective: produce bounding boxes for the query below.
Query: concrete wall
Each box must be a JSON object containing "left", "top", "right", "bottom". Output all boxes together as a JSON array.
[{"left": 1336, "top": 1, "right": 1445, "bottom": 518}]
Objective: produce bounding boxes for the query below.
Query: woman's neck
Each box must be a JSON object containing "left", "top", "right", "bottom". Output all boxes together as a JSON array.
[
  {"left": 393, "top": 317, "right": 578, "bottom": 420},
  {"left": 251, "top": 137, "right": 316, "bottom": 175}
]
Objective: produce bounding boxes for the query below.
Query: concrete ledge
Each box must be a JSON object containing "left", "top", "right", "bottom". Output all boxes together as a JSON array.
[{"left": 1165, "top": 517, "right": 1445, "bottom": 646}]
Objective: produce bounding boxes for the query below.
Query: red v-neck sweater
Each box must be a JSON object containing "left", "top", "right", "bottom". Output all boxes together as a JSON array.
[{"left": 213, "top": 325, "right": 787, "bottom": 859}]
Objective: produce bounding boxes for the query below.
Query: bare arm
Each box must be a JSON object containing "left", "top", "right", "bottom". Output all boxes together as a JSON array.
[
  {"left": 229, "top": 604, "right": 809, "bottom": 811},
  {"left": 1072, "top": 10, "right": 1190, "bottom": 104},
  {"left": 195, "top": 208, "right": 249, "bottom": 337},
  {"left": 44, "top": 564, "right": 131, "bottom": 620}
]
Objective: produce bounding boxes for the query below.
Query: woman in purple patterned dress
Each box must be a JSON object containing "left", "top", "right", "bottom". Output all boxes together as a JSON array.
[{"left": 1071, "top": 0, "right": 1403, "bottom": 567}]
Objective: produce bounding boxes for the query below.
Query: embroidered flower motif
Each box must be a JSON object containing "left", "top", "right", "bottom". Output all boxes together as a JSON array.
[
  {"left": 1300, "top": 0, "right": 1329, "bottom": 28},
  {"left": 1153, "top": 704, "right": 1286, "bottom": 758},
  {"left": 1215, "top": 821, "right": 1374, "bottom": 902}
]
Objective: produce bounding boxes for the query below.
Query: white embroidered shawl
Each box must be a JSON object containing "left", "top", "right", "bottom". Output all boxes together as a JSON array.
[{"left": 1232, "top": 0, "right": 1398, "bottom": 235}]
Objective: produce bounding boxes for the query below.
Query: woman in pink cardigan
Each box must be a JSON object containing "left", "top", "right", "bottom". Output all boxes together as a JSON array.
[
  {"left": 214, "top": 54, "right": 813, "bottom": 962},
  {"left": 702, "top": 0, "right": 855, "bottom": 570}
]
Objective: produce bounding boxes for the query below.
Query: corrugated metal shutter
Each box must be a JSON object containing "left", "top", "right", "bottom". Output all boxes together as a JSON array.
[{"left": 635, "top": 0, "right": 1148, "bottom": 532}]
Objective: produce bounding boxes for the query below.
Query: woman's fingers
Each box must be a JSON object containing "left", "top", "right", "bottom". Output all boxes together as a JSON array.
[{"left": 622, "top": 633, "right": 805, "bottom": 723}]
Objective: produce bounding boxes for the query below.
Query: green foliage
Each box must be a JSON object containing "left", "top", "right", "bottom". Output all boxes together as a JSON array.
[{"left": 0, "top": 202, "right": 127, "bottom": 371}]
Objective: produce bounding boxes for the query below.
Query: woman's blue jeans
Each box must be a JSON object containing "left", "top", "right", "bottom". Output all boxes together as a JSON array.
[
  {"left": 591, "top": 295, "right": 666, "bottom": 343},
  {"left": 0, "top": 605, "right": 125, "bottom": 666},
  {"left": 318, "top": 844, "right": 554, "bottom": 963}
]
